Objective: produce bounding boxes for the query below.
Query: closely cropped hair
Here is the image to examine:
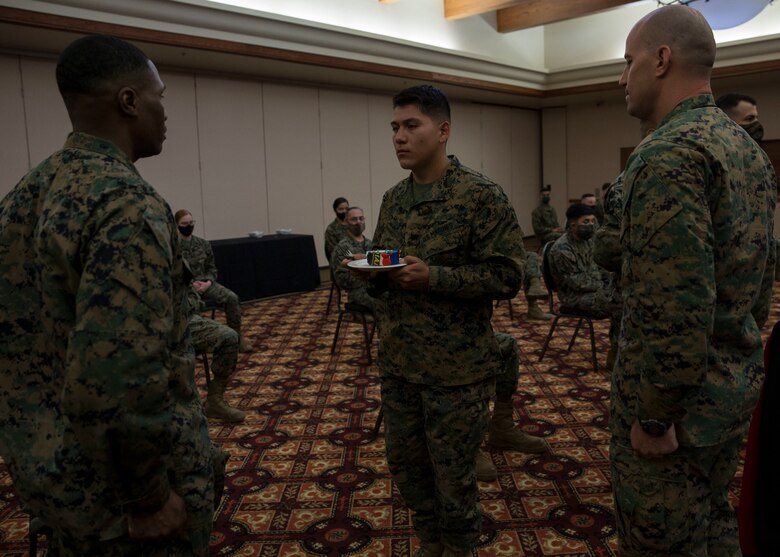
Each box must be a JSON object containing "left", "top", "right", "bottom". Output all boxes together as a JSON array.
[
  {"left": 56, "top": 35, "right": 150, "bottom": 103},
  {"left": 393, "top": 85, "right": 451, "bottom": 123},
  {"left": 332, "top": 197, "right": 348, "bottom": 211},
  {"left": 715, "top": 93, "right": 757, "bottom": 113},
  {"left": 566, "top": 203, "right": 596, "bottom": 222}
]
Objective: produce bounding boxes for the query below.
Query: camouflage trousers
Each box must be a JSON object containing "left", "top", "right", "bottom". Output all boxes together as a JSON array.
[
  {"left": 610, "top": 434, "right": 743, "bottom": 557},
  {"left": 47, "top": 442, "right": 227, "bottom": 557},
  {"left": 190, "top": 315, "right": 238, "bottom": 379},
  {"left": 775, "top": 237, "right": 780, "bottom": 280},
  {"left": 494, "top": 332, "right": 519, "bottom": 400},
  {"left": 540, "top": 232, "right": 562, "bottom": 246},
  {"left": 564, "top": 287, "right": 621, "bottom": 319},
  {"left": 381, "top": 374, "right": 495, "bottom": 552},
  {"left": 203, "top": 281, "right": 241, "bottom": 334},
  {"left": 522, "top": 252, "right": 541, "bottom": 294},
  {"left": 345, "top": 286, "right": 377, "bottom": 313}
]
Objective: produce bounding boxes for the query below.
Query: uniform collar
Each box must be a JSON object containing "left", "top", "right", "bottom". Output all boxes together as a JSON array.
[
  {"left": 659, "top": 94, "right": 715, "bottom": 128},
  {"left": 63, "top": 132, "right": 137, "bottom": 173},
  {"left": 400, "top": 155, "right": 461, "bottom": 210}
]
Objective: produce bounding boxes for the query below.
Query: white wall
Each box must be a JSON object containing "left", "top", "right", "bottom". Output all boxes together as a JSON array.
[{"left": 0, "top": 52, "right": 542, "bottom": 265}]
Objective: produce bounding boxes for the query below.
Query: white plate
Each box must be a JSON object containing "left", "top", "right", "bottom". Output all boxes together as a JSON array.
[{"left": 347, "top": 258, "right": 407, "bottom": 271}]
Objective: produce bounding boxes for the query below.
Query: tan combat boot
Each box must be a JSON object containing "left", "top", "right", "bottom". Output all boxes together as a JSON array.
[
  {"left": 413, "top": 541, "right": 444, "bottom": 557},
  {"left": 488, "top": 401, "right": 547, "bottom": 453},
  {"left": 475, "top": 449, "right": 497, "bottom": 482},
  {"left": 238, "top": 336, "right": 253, "bottom": 353},
  {"left": 526, "top": 276, "right": 548, "bottom": 299},
  {"left": 526, "top": 299, "right": 552, "bottom": 321},
  {"left": 205, "top": 376, "right": 246, "bottom": 422}
]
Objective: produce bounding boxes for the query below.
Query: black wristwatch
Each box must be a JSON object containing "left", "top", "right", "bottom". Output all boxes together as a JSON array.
[{"left": 639, "top": 419, "right": 672, "bottom": 437}]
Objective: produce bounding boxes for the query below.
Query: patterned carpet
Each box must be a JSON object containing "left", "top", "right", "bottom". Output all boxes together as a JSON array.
[{"left": 1, "top": 285, "right": 776, "bottom": 556}]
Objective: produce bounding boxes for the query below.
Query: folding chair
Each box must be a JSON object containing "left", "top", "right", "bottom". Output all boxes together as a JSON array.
[
  {"left": 331, "top": 302, "right": 376, "bottom": 364},
  {"left": 538, "top": 241, "right": 602, "bottom": 371}
]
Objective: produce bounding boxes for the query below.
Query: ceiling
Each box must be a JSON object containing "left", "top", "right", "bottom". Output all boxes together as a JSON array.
[
  {"left": 0, "top": 0, "right": 779, "bottom": 109},
  {"left": 442, "top": 0, "right": 637, "bottom": 31}
]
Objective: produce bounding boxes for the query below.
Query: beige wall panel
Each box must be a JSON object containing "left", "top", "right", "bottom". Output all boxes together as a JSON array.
[
  {"left": 448, "top": 102, "right": 482, "bottom": 171},
  {"left": 541, "top": 107, "right": 568, "bottom": 227},
  {"left": 0, "top": 55, "right": 29, "bottom": 198},
  {"left": 511, "top": 109, "right": 541, "bottom": 237},
  {"left": 367, "top": 94, "right": 406, "bottom": 231},
  {"left": 319, "top": 89, "right": 371, "bottom": 261},
  {"left": 262, "top": 83, "right": 323, "bottom": 252},
  {"left": 196, "top": 76, "right": 267, "bottom": 240},
  {"left": 566, "top": 100, "right": 637, "bottom": 204},
  {"left": 480, "top": 105, "right": 513, "bottom": 200},
  {"left": 19, "top": 58, "right": 70, "bottom": 170},
  {"left": 136, "top": 72, "right": 202, "bottom": 226}
]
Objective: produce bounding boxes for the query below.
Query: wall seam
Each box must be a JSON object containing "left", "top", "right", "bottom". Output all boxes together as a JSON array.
[{"left": 19, "top": 56, "right": 32, "bottom": 170}]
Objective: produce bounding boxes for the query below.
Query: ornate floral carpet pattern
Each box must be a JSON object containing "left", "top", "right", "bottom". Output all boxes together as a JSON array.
[{"left": 1, "top": 285, "right": 776, "bottom": 556}]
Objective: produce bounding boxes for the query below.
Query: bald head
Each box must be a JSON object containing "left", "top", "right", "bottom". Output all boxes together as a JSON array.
[
  {"left": 620, "top": 5, "right": 715, "bottom": 122},
  {"left": 633, "top": 6, "right": 715, "bottom": 78}
]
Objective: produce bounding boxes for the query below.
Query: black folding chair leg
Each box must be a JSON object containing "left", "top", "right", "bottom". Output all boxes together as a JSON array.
[
  {"left": 372, "top": 407, "right": 384, "bottom": 439},
  {"left": 331, "top": 312, "right": 345, "bottom": 354},
  {"left": 360, "top": 316, "right": 372, "bottom": 365},
  {"left": 539, "top": 315, "right": 560, "bottom": 361},
  {"left": 326, "top": 283, "right": 335, "bottom": 316},
  {"left": 567, "top": 318, "right": 584, "bottom": 353},
  {"left": 588, "top": 321, "right": 599, "bottom": 372}
]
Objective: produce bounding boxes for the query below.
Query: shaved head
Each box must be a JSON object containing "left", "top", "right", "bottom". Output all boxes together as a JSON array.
[
  {"left": 620, "top": 5, "right": 715, "bottom": 122},
  {"left": 633, "top": 5, "right": 715, "bottom": 78}
]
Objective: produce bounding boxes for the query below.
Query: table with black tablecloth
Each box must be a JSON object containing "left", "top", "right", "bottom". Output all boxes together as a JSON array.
[{"left": 210, "top": 234, "right": 320, "bottom": 301}]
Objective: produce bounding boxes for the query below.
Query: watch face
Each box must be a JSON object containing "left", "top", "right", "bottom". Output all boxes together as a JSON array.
[{"left": 640, "top": 419, "right": 670, "bottom": 437}]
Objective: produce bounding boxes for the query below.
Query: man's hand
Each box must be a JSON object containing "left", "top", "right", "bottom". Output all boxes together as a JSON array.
[
  {"left": 630, "top": 420, "right": 678, "bottom": 459},
  {"left": 192, "top": 280, "right": 212, "bottom": 294},
  {"left": 553, "top": 226, "right": 563, "bottom": 233},
  {"left": 388, "top": 255, "right": 429, "bottom": 291},
  {"left": 127, "top": 491, "right": 187, "bottom": 540}
]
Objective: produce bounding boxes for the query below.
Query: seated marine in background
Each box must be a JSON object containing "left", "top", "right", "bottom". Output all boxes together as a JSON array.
[
  {"left": 331, "top": 206, "right": 377, "bottom": 313},
  {"left": 532, "top": 184, "right": 563, "bottom": 246},
  {"left": 176, "top": 209, "right": 251, "bottom": 352},
  {"left": 187, "top": 281, "right": 246, "bottom": 423},
  {"left": 548, "top": 203, "right": 619, "bottom": 318},
  {"left": 325, "top": 196, "right": 350, "bottom": 262}
]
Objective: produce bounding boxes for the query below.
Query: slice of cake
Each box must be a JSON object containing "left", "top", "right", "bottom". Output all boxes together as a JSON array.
[{"left": 366, "top": 249, "right": 401, "bottom": 266}]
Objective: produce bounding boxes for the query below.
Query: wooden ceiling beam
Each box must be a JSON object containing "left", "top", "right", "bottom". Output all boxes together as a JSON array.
[
  {"left": 444, "top": 0, "right": 524, "bottom": 20},
  {"left": 497, "top": 0, "right": 637, "bottom": 32}
]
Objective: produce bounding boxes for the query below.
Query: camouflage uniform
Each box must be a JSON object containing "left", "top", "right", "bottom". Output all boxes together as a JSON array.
[
  {"left": 594, "top": 173, "right": 624, "bottom": 276},
  {"left": 330, "top": 235, "right": 377, "bottom": 312},
  {"left": 324, "top": 218, "right": 350, "bottom": 262},
  {"left": 181, "top": 235, "right": 242, "bottom": 335},
  {"left": 188, "top": 290, "right": 239, "bottom": 387},
  {"left": 0, "top": 133, "right": 217, "bottom": 555},
  {"left": 531, "top": 203, "right": 562, "bottom": 245},
  {"left": 523, "top": 252, "right": 542, "bottom": 293},
  {"left": 594, "top": 173, "right": 625, "bottom": 358},
  {"left": 548, "top": 231, "right": 619, "bottom": 318},
  {"left": 611, "top": 95, "right": 776, "bottom": 556},
  {"left": 494, "top": 332, "right": 519, "bottom": 399},
  {"left": 370, "top": 156, "right": 525, "bottom": 552}
]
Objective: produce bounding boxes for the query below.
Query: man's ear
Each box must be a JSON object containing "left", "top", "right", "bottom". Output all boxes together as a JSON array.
[
  {"left": 438, "top": 120, "right": 450, "bottom": 144},
  {"left": 655, "top": 45, "right": 672, "bottom": 77},
  {"left": 117, "top": 86, "right": 138, "bottom": 117}
]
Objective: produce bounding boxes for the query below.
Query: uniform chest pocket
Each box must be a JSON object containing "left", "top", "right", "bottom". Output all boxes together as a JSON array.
[{"left": 417, "top": 223, "right": 470, "bottom": 265}]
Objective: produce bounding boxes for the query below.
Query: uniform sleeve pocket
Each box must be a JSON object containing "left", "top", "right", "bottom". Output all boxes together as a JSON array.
[{"left": 623, "top": 156, "right": 682, "bottom": 253}]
